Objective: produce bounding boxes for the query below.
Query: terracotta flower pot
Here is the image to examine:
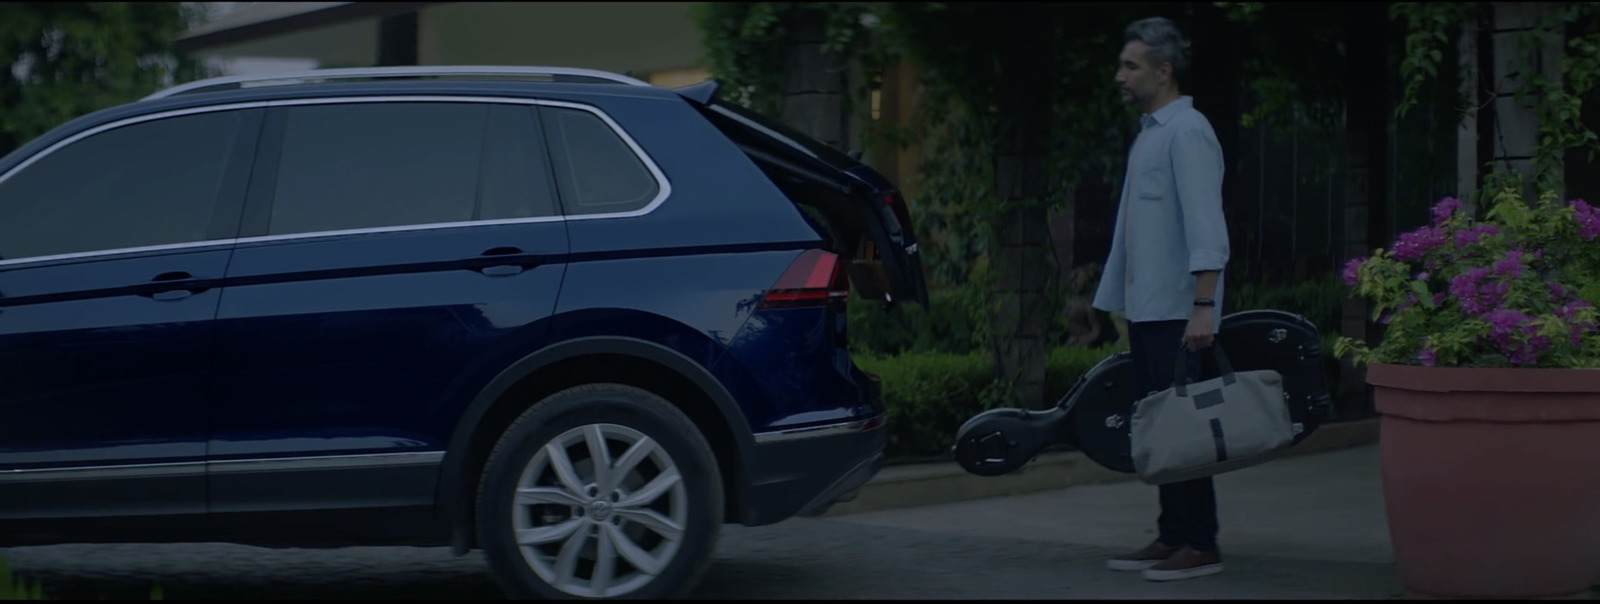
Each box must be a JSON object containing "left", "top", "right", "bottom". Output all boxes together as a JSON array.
[{"left": 1368, "top": 363, "right": 1600, "bottom": 599}]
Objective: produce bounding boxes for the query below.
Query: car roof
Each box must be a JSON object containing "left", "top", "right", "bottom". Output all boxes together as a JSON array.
[{"left": 0, "top": 70, "right": 687, "bottom": 171}]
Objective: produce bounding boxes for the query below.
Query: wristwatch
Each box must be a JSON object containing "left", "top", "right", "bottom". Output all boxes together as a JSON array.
[{"left": 1193, "top": 298, "right": 1216, "bottom": 307}]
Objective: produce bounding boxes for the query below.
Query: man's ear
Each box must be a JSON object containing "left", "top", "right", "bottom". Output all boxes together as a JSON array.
[{"left": 1158, "top": 61, "right": 1175, "bottom": 84}]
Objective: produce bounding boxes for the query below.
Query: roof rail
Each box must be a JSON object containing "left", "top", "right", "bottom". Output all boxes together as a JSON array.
[{"left": 142, "top": 65, "right": 653, "bottom": 101}]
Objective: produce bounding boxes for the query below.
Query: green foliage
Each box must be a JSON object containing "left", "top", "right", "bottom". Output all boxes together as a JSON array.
[
  {"left": 1337, "top": 187, "right": 1600, "bottom": 368},
  {"left": 848, "top": 288, "right": 983, "bottom": 356},
  {"left": 694, "top": 2, "right": 1149, "bottom": 400},
  {"left": 1227, "top": 273, "right": 1344, "bottom": 336},
  {"left": 1520, "top": 3, "right": 1600, "bottom": 192},
  {"left": 1214, "top": 2, "right": 1266, "bottom": 22},
  {"left": 1221, "top": 3, "right": 1344, "bottom": 136},
  {"left": 689, "top": 2, "right": 879, "bottom": 117},
  {"left": 0, "top": 560, "right": 44, "bottom": 600},
  {"left": 0, "top": 557, "right": 165, "bottom": 600},
  {"left": 1390, "top": 2, "right": 1475, "bottom": 120},
  {"left": 1392, "top": 2, "right": 1600, "bottom": 194},
  {"left": 856, "top": 344, "right": 1123, "bottom": 460},
  {"left": 0, "top": 2, "right": 212, "bottom": 156}
]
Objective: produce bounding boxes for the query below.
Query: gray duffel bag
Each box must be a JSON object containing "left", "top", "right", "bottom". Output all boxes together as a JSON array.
[{"left": 1130, "top": 343, "right": 1295, "bottom": 485}]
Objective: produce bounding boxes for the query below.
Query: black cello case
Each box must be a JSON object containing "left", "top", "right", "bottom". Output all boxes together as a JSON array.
[{"left": 953, "top": 309, "right": 1334, "bottom": 477}]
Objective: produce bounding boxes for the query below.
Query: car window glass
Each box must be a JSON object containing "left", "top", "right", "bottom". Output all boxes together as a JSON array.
[
  {"left": 0, "top": 111, "right": 246, "bottom": 260},
  {"left": 269, "top": 103, "right": 487, "bottom": 236},
  {"left": 479, "top": 105, "right": 560, "bottom": 220},
  {"left": 540, "top": 106, "right": 659, "bottom": 215}
]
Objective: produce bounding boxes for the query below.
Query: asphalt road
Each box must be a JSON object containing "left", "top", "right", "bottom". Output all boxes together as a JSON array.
[
  {"left": 0, "top": 522, "right": 1396, "bottom": 601},
  {"left": 1, "top": 447, "right": 1404, "bottom": 600}
]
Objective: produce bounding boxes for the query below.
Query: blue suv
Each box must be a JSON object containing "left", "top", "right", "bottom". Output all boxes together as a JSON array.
[{"left": 0, "top": 66, "right": 929, "bottom": 599}]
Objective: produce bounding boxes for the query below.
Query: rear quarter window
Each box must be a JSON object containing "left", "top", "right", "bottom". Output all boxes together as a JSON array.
[{"left": 539, "top": 106, "right": 661, "bottom": 216}]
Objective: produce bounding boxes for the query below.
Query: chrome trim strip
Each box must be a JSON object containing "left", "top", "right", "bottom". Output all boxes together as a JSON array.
[
  {"left": 0, "top": 239, "right": 239, "bottom": 268},
  {"left": 231, "top": 215, "right": 566, "bottom": 248},
  {"left": 0, "top": 451, "right": 444, "bottom": 481},
  {"left": 143, "top": 65, "right": 652, "bottom": 101},
  {"left": 207, "top": 450, "right": 444, "bottom": 473},
  {"left": 0, "top": 95, "right": 672, "bottom": 268},
  {"left": 753, "top": 416, "right": 886, "bottom": 444},
  {"left": 0, "top": 101, "right": 272, "bottom": 192},
  {"left": 0, "top": 461, "right": 204, "bottom": 483}
]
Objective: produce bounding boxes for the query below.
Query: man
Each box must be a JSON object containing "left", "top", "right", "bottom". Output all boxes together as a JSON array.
[{"left": 1092, "top": 16, "right": 1231, "bottom": 582}]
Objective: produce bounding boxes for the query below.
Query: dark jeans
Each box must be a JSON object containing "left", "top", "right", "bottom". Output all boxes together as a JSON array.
[{"left": 1127, "top": 319, "right": 1219, "bottom": 552}]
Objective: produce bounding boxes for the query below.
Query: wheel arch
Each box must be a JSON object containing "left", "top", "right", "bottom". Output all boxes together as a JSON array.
[{"left": 436, "top": 335, "right": 753, "bottom": 553}]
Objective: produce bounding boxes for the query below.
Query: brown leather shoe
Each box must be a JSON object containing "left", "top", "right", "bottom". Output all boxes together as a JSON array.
[
  {"left": 1141, "top": 546, "right": 1223, "bottom": 581},
  {"left": 1105, "top": 540, "right": 1179, "bottom": 571}
]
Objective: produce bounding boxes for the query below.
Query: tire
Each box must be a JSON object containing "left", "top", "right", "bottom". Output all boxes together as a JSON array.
[{"left": 476, "top": 383, "right": 723, "bottom": 600}]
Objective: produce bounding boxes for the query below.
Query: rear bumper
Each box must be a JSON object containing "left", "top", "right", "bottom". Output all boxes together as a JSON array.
[{"left": 735, "top": 415, "right": 887, "bottom": 526}]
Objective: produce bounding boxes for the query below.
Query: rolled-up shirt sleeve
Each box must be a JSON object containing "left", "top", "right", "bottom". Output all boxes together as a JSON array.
[{"left": 1170, "top": 126, "right": 1230, "bottom": 274}]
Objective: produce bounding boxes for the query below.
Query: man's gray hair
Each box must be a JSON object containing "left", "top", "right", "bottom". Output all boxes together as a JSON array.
[{"left": 1124, "top": 17, "right": 1192, "bottom": 76}]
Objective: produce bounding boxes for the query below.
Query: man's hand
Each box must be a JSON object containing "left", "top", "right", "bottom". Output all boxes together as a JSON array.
[{"left": 1184, "top": 307, "right": 1215, "bottom": 352}]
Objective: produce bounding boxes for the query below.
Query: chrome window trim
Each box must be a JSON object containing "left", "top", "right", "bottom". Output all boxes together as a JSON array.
[
  {"left": 0, "top": 95, "right": 672, "bottom": 270},
  {"left": 142, "top": 65, "right": 652, "bottom": 101},
  {"left": 0, "top": 451, "right": 444, "bottom": 481}
]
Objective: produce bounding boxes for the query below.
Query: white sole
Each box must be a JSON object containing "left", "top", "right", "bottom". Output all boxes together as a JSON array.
[
  {"left": 1142, "top": 562, "right": 1223, "bottom": 582},
  {"left": 1106, "top": 559, "right": 1162, "bottom": 572}
]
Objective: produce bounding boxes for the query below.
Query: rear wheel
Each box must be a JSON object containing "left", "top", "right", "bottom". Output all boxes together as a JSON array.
[{"left": 476, "top": 384, "right": 723, "bottom": 600}]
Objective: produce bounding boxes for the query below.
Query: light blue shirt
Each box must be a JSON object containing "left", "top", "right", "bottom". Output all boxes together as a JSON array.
[{"left": 1092, "top": 96, "right": 1230, "bottom": 330}]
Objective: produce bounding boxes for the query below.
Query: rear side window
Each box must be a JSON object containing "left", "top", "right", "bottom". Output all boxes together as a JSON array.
[
  {"left": 0, "top": 110, "right": 247, "bottom": 260},
  {"left": 267, "top": 102, "right": 558, "bottom": 236},
  {"left": 539, "top": 106, "right": 660, "bottom": 216}
]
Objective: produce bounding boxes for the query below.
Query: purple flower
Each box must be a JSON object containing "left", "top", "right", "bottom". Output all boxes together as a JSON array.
[
  {"left": 1392, "top": 226, "right": 1446, "bottom": 261},
  {"left": 1555, "top": 299, "right": 1591, "bottom": 321},
  {"left": 1418, "top": 347, "right": 1437, "bottom": 367},
  {"left": 1492, "top": 249, "right": 1526, "bottom": 279},
  {"left": 1570, "top": 199, "right": 1600, "bottom": 240},
  {"left": 1449, "top": 267, "right": 1494, "bottom": 314},
  {"left": 1549, "top": 282, "right": 1568, "bottom": 300},
  {"left": 1415, "top": 271, "right": 1430, "bottom": 281},
  {"left": 1482, "top": 308, "right": 1554, "bottom": 365},
  {"left": 1508, "top": 336, "right": 1550, "bottom": 365},
  {"left": 1432, "top": 197, "right": 1461, "bottom": 226},
  {"left": 1454, "top": 224, "right": 1500, "bottom": 248},
  {"left": 1341, "top": 257, "right": 1364, "bottom": 287},
  {"left": 1554, "top": 300, "right": 1598, "bottom": 346},
  {"left": 1484, "top": 308, "right": 1528, "bottom": 338}
]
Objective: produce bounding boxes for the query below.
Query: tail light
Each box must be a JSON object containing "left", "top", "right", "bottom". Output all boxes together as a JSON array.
[{"left": 760, "top": 249, "right": 849, "bottom": 309}]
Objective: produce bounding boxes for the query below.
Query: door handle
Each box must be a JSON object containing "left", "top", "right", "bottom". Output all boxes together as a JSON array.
[
  {"left": 480, "top": 265, "right": 523, "bottom": 277},
  {"left": 142, "top": 271, "right": 204, "bottom": 301},
  {"left": 478, "top": 247, "right": 532, "bottom": 277}
]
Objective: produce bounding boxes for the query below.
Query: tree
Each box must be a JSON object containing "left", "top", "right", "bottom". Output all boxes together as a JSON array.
[
  {"left": 0, "top": 2, "right": 209, "bottom": 156},
  {"left": 696, "top": 2, "right": 1154, "bottom": 408}
]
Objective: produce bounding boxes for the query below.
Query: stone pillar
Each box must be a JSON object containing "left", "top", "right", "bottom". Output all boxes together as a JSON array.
[
  {"left": 1339, "top": 3, "right": 1391, "bottom": 419},
  {"left": 1489, "top": 2, "right": 1565, "bottom": 197},
  {"left": 779, "top": 8, "right": 849, "bottom": 150},
  {"left": 1457, "top": 12, "right": 1483, "bottom": 211},
  {"left": 377, "top": 11, "right": 419, "bottom": 67}
]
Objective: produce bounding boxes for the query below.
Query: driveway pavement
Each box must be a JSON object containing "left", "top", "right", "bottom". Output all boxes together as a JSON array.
[{"left": 0, "top": 445, "right": 1403, "bottom": 599}]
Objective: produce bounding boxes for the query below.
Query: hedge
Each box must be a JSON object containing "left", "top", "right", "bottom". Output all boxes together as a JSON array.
[
  {"left": 847, "top": 288, "right": 984, "bottom": 356},
  {"left": 855, "top": 345, "right": 1123, "bottom": 461},
  {"left": 849, "top": 273, "right": 1349, "bottom": 461},
  {"left": 856, "top": 335, "right": 1347, "bottom": 461}
]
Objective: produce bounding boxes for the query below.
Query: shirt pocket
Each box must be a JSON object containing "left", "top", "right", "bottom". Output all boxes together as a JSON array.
[{"left": 1137, "top": 162, "right": 1169, "bottom": 201}]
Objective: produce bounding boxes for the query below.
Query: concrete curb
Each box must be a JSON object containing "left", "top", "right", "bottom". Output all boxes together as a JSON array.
[{"left": 825, "top": 418, "right": 1381, "bottom": 517}]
